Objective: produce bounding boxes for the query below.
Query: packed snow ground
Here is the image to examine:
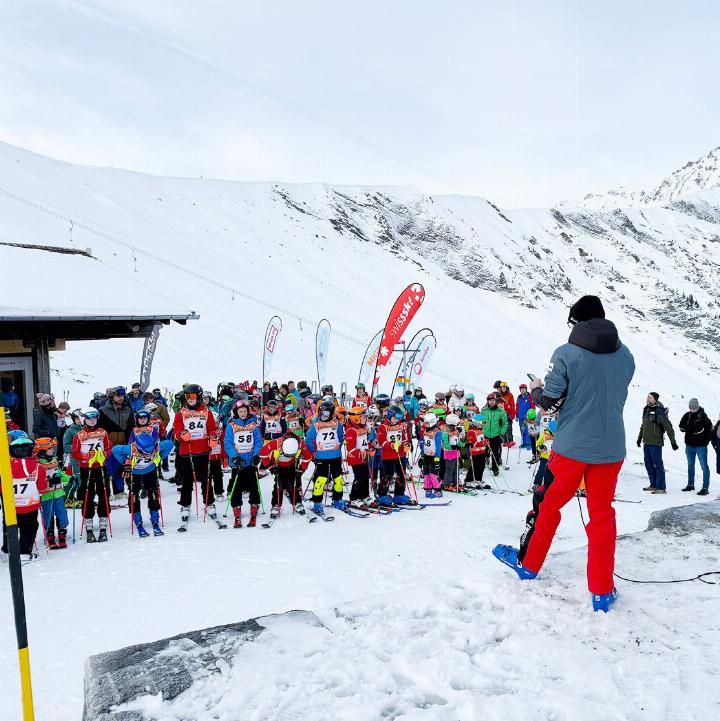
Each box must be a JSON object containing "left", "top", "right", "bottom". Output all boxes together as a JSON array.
[{"left": 1, "top": 446, "right": 719, "bottom": 721}]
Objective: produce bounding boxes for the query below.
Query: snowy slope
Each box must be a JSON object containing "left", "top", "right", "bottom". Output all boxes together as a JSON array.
[
  {"left": 1, "top": 141, "right": 718, "bottom": 420},
  {"left": 567, "top": 145, "right": 720, "bottom": 209}
]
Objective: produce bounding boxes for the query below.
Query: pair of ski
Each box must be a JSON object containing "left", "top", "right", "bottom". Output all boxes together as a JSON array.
[{"left": 262, "top": 506, "right": 321, "bottom": 528}]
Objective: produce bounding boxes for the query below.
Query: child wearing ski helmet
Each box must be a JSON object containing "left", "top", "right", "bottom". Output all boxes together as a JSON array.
[
  {"left": 172, "top": 384, "right": 219, "bottom": 532},
  {"left": 345, "top": 407, "right": 376, "bottom": 509},
  {"left": 463, "top": 393, "right": 479, "bottom": 417},
  {"left": 420, "top": 413, "right": 443, "bottom": 497},
  {"left": 35, "top": 437, "right": 71, "bottom": 549},
  {"left": 466, "top": 414, "right": 490, "bottom": 487},
  {"left": 441, "top": 413, "right": 465, "bottom": 489},
  {"left": 71, "top": 408, "right": 112, "bottom": 542},
  {"left": 305, "top": 400, "right": 346, "bottom": 513},
  {"left": 260, "top": 433, "right": 313, "bottom": 518},
  {"left": 129, "top": 408, "right": 159, "bottom": 445},
  {"left": 430, "top": 392, "right": 447, "bottom": 415},
  {"left": 533, "top": 415, "right": 557, "bottom": 488},
  {"left": 63, "top": 408, "right": 84, "bottom": 507},
  {"left": 523, "top": 408, "right": 540, "bottom": 461},
  {"left": 448, "top": 385, "right": 466, "bottom": 413},
  {"left": 208, "top": 411, "right": 226, "bottom": 499},
  {"left": 1, "top": 437, "right": 49, "bottom": 560},
  {"left": 224, "top": 400, "right": 263, "bottom": 528},
  {"left": 353, "top": 383, "right": 371, "bottom": 410},
  {"left": 261, "top": 399, "right": 286, "bottom": 442},
  {"left": 112, "top": 432, "right": 173, "bottom": 537},
  {"left": 375, "top": 404, "right": 412, "bottom": 505},
  {"left": 284, "top": 401, "right": 305, "bottom": 439}
]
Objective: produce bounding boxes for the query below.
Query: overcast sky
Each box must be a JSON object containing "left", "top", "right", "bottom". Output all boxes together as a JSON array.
[{"left": 1, "top": 0, "right": 718, "bottom": 207}]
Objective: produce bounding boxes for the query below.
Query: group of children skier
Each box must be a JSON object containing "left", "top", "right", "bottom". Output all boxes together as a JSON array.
[{"left": 2, "top": 378, "right": 554, "bottom": 560}]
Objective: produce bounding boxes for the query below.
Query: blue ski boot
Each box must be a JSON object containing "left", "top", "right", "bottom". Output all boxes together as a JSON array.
[
  {"left": 393, "top": 494, "right": 413, "bottom": 505},
  {"left": 425, "top": 490, "right": 434, "bottom": 499},
  {"left": 134, "top": 512, "right": 149, "bottom": 538},
  {"left": 376, "top": 495, "right": 394, "bottom": 507},
  {"left": 331, "top": 499, "right": 348, "bottom": 511},
  {"left": 492, "top": 544, "right": 537, "bottom": 580},
  {"left": 312, "top": 502, "right": 324, "bottom": 515},
  {"left": 592, "top": 588, "right": 618, "bottom": 612},
  {"left": 150, "top": 511, "right": 164, "bottom": 536}
]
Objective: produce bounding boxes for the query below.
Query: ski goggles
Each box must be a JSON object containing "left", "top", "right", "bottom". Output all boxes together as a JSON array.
[{"left": 185, "top": 393, "right": 198, "bottom": 402}]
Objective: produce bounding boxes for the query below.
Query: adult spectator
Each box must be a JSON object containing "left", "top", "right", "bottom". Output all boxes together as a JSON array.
[
  {"left": 480, "top": 393, "right": 507, "bottom": 476},
  {"left": 493, "top": 295, "right": 635, "bottom": 612},
  {"left": 143, "top": 391, "right": 170, "bottom": 425},
  {"left": 711, "top": 414, "right": 720, "bottom": 477},
  {"left": 32, "top": 393, "right": 60, "bottom": 440},
  {"left": 152, "top": 388, "right": 168, "bottom": 408},
  {"left": 498, "top": 382, "right": 516, "bottom": 446},
  {"left": 2, "top": 381, "right": 20, "bottom": 420},
  {"left": 516, "top": 383, "right": 535, "bottom": 449},
  {"left": 679, "top": 398, "right": 713, "bottom": 495},
  {"left": 98, "top": 386, "right": 135, "bottom": 497},
  {"left": 89, "top": 391, "right": 107, "bottom": 410},
  {"left": 128, "top": 384, "right": 145, "bottom": 412},
  {"left": 413, "top": 386, "right": 426, "bottom": 402},
  {"left": 637, "top": 392, "right": 678, "bottom": 494}
]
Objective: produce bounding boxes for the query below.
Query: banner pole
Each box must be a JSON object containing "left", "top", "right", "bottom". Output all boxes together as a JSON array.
[{"left": 0, "top": 407, "right": 36, "bottom": 721}]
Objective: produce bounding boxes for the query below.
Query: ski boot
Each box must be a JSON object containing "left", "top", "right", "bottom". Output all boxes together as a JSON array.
[
  {"left": 207, "top": 504, "right": 227, "bottom": 529},
  {"left": 349, "top": 499, "right": 368, "bottom": 511},
  {"left": 84, "top": 519, "right": 96, "bottom": 543},
  {"left": 294, "top": 502, "right": 306, "bottom": 515},
  {"left": 178, "top": 506, "right": 190, "bottom": 532},
  {"left": 312, "top": 502, "right": 324, "bottom": 515},
  {"left": 393, "top": 494, "right": 414, "bottom": 505},
  {"left": 233, "top": 507, "right": 242, "bottom": 528},
  {"left": 424, "top": 489, "right": 434, "bottom": 499},
  {"left": 364, "top": 497, "right": 378, "bottom": 510},
  {"left": 98, "top": 518, "right": 109, "bottom": 542},
  {"left": 491, "top": 544, "right": 537, "bottom": 580},
  {"left": 150, "top": 511, "right": 164, "bottom": 536},
  {"left": 46, "top": 529, "right": 58, "bottom": 550},
  {"left": 376, "top": 495, "right": 394, "bottom": 507},
  {"left": 270, "top": 506, "right": 281, "bottom": 520},
  {"left": 592, "top": 588, "right": 618, "bottom": 613},
  {"left": 248, "top": 504, "right": 259, "bottom": 527},
  {"left": 57, "top": 528, "right": 68, "bottom": 549},
  {"left": 134, "top": 512, "right": 149, "bottom": 538},
  {"left": 331, "top": 499, "right": 348, "bottom": 511}
]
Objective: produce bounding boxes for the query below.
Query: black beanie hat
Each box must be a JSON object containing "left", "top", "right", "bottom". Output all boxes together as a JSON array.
[
  {"left": 568, "top": 295, "right": 605, "bottom": 324},
  {"left": 649, "top": 392, "right": 660, "bottom": 402}
]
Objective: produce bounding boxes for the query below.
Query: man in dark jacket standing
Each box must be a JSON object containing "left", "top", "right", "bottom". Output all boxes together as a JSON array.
[
  {"left": 637, "top": 392, "right": 677, "bottom": 494},
  {"left": 678, "top": 398, "right": 712, "bottom": 495},
  {"left": 98, "top": 386, "right": 134, "bottom": 496},
  {"left": 493, "top": 295, "right": 635, "bottom": 612},
  {"left": 32, "top": 393, "right": 60, "bottom": 441}
]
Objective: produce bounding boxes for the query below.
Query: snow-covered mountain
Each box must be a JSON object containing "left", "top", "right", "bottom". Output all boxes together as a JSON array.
[
  {"left": 1, "top": 141, "right": 719, "bottom": 414},
  {"left": 568, "top": 145, "right": 720, "bottom": 209}
]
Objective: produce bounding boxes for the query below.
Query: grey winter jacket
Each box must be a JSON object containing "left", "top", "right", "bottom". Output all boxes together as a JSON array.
[{"left": 542, "top": 319, "right": 635, "bottom": 464}]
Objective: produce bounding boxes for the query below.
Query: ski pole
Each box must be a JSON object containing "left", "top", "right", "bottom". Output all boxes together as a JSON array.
[
  {"left": 38, "top": 503, "right": 50, "bottom": 553},
  {"left": 223, "top": 465, "right": 241, "bottom": 518},
  {"left": 255, "top": 466, "right": 265, "bottom": 513},
  {"left": 97, "top": 462, "right": 113, "bottom": 537},
  {"left": 188, "top": 453, "right": 200, "bottom": 519},
  {"left": 156, "top": 481, "right": 165, "bottom": 527}
]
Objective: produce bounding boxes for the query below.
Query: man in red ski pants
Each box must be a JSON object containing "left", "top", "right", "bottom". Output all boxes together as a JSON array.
[{"left": 493, "top": 295, "right": 635, "bottom": 611}]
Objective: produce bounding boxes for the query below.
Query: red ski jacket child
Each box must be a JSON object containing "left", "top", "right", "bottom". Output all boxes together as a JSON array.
[
  {"left": 8, "top": 457, "right": 49, "bottom": 514},
  {"left": 376, "top": 420, "right": 410, "bottom": 461},
  {"left": 71, "top": 428, "right": 112, "bottom": 468},
  {"left": 467, "top": 428, "right": 489, "bottom": 456},
  {"left": 173, "top": 404, "right": 217, "bottom": 455},
  {"left": 344, "top": 424, "right": 375, "bottom": 465},
  {"left": 260, "top": 434, "right": 313, "bottom": 472}
]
